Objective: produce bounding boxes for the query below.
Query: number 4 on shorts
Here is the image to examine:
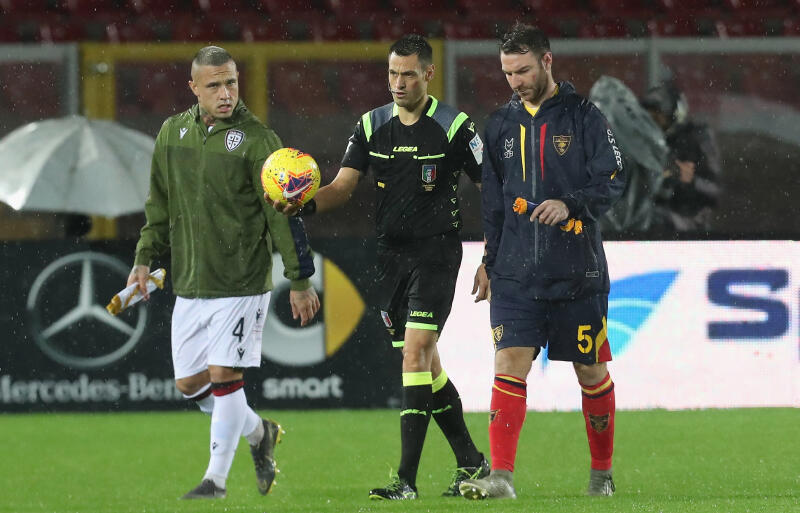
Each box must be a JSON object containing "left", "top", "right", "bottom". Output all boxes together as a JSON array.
[{"left": 232, "top": 317, "right": 244, "bottom": 342}]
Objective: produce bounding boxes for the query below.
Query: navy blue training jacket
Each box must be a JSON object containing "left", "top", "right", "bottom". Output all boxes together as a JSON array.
[{"left": 482, "top": 82, "right": 626, "bottom": 300}]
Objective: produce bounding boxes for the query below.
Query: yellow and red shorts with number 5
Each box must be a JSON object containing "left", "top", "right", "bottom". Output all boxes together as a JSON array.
[{"left": 489, "top": 279, "right": 612, "bottom": 365}]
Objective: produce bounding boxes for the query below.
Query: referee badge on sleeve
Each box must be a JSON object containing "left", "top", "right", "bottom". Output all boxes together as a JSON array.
[
  {"left": 380, "top": 310, "right": 393, "bottom": 328},
  {"left": 469, "top": 134, "right": 484, "bottom": 165}
]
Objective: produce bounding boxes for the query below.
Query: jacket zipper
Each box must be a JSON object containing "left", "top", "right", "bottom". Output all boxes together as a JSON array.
[
  {"left": 197, "top": 123, "right": 209, "bottom": 296},
  {"left": 530, "top": 119, "right": 539, "bottom": 266}
]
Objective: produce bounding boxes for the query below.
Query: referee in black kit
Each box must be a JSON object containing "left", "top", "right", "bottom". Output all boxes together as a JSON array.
[{"left": 271, "top": 35, "right": 489, "bottom": 500}]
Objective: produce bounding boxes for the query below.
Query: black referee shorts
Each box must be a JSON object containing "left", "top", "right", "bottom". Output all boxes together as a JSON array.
[{"left": 376, "top": 232, "right": 462, "bottom": 347}]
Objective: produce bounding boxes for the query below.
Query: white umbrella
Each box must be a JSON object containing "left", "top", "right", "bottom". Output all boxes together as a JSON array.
[{"left": 0, "top": 115, "right": 154, "bottom": 217}]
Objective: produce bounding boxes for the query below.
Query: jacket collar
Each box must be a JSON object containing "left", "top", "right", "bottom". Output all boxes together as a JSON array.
[
  {"left": 190, "top": 100, "right": 251, "bottom": 130},
  {"left": 508, "top": 81, "right": 576, "bottom": 116}
]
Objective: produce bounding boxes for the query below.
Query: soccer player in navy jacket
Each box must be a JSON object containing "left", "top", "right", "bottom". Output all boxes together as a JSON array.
[{"left": 461, "top": 23, "right": 626, "bottom": 499}]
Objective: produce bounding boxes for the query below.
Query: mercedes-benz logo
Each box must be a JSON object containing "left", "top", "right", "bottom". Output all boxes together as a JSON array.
[{"left": 26, "top": 251, "right": 147, "bottom": 369}]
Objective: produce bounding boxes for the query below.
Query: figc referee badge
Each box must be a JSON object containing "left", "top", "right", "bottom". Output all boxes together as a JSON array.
[{"left": 421, "top": 164, "right": 436, "bottom": 191}]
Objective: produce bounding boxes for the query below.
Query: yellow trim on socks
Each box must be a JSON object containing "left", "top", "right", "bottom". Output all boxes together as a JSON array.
[
  {"left": 431, "top": 369, "right": 448, "bottom": 393},
  {"left": 403, "top": 371, "right": 433, "bottom": 387}
]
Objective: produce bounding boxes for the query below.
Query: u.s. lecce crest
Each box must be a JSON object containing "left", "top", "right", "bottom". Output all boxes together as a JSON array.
[
  {"left": 492, "top": 324, "right": 504, "bottom": 341},
  {"left": 225, "top": 129, "right": 245, "bottom": 151},
  {"left": 553, "top": 135, "right": 571, "bottom": 156}
]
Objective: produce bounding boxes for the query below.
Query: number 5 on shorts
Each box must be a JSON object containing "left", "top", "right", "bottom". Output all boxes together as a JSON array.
[{"left": 577, "top": 324, "right": 593, "bottom": 354}]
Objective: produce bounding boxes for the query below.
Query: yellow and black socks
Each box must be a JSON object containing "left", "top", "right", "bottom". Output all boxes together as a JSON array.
[
  {"left": 431, "top": 370, "right": 483, "bottom": 468},
  {"left": 397, "top": 372, "right": 432, "bottom": 487},
  {"left": 581, "top": 373, "right": 615, "bottom": 470}
]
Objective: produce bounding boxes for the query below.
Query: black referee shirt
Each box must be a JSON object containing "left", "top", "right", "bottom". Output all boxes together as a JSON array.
[{"left": 342, "top": 96, "right": 483, "bottom": 245}]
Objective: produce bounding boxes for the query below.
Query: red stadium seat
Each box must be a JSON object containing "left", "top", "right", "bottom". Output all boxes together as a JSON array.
[
  {"left": 126, "top": 63, "right": 189, "bottom": 114},
  {"left": 1, "top": 64, "right": 62, "bottom": 118},
  {"left": 654, "top": 0, "right": 716, "bottom": 11},
  {"left": 240, "top": 19, "right": 287, "bottom": 41},
  {"left": 443, "top": 17, "right": 498, "bottom": 39},
  {"left": 459, "top": 56, "right": 510, "bottom": 112},
  {"left": 127, "top": 0, "right": 192, "bottom": 17},
  {"left": 391, "top": 0, "right": 452, "bottom": 17},
  {"left": 255, "top": 11, "right": 338, "bottom": 40},
  {"left": 784, "top": 17, "right": 800, "bottom": 35},
  {"left": 524, "top": 0, "right": 582, "bottom": 14},
  {"left": 324, "top": 0, "right": 387, "bottom": 16},
  {"left": 60, "top": 0, "right": 119, "bottom": 15},
  {"left": 0, "top": 23, "right": 17, "bottom": 41},
  {"left": 338, "top": 63, "right": 389, "bottom": 113},
  {"left": 284, "top": 16, "right": 318, "bottom": 40},
  {"left": 578, "top": 17, "right": 630, "bottom": 38},
  {"left": 270, "top": 62, "right": 336, "bottom": 117},
  {"left": 548, "top": 12, "right": 585, "bottom": 38},
  {"left": 172, "top": 14, "right": 222, "bottom": 41},
  {"left": 327, "top": 14, "right": 377, "bottom": 39},
  {"left": 647, "top": 15, "right": 702, "bottom": 36},
  {"left": 105, "top": 17, "right": 159, "bottom": 41},
  {"left": 455, "top": 0, "right": 519, "bottom": 16},
  {"left": 0, "top": 0, "right": 59, "bottom": 13},
  {"left": 588, "top": 0, "right": 648, "bottom": 15},
  {"left": 309, "top": 15, "right": 361, "bottom": 40},
  {"left": 715, "top": 16, "right": 765, "bottom": 37},
  {"left": 37, "top": 15, "right": 86, "bottom": 41},
  {"left": 258, "top": 0, "right": 323, "bottom": 16},
  {"left": 722, "top": 0, "right": 786, "bottom": 10},
  {"left": 192, "top": 0, "right": 248, "bottom": 13},
  {"left": 373, "top": 17, "right": 425, "bottom": 40}
]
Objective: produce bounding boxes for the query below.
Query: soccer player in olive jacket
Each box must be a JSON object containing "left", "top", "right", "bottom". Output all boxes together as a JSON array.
[
  {"left": 128, "top": 46, "right": 319, "bottom": 500},
  {"left": 460, "top": 24, "right": 625, "bottom": 500}
]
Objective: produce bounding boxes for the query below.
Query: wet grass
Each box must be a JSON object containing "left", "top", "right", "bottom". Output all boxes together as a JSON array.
[{"left": 1, "top": 408, "right": 798, "bottom": 513}]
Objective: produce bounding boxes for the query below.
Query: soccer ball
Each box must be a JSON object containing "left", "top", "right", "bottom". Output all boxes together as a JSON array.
[{"left": 261, "top": 147, "right": 321, "bottom": 206}]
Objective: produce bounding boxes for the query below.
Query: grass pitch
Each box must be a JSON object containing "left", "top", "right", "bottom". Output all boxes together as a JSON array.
[{"left": 1, "top": 408, "right": 797, "bottom": 513}]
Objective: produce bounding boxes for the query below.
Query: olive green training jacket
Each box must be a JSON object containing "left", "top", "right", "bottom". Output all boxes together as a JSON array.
[{"left": 134, "top": 101, "right": 314, "bottom": 298}]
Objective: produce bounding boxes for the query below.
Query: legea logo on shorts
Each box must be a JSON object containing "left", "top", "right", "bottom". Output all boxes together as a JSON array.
[{"left": 262, "top": 253, "right": 364, "bottom": 366}]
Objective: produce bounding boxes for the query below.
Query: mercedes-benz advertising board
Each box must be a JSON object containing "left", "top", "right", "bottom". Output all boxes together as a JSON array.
[{"left": 0, "top": 239, "right": 401, "bottom": 412}]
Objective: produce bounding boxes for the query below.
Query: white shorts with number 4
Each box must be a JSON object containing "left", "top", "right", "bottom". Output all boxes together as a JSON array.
[{"left": 171, "top": 293, "right": 270, "bottom": 380}]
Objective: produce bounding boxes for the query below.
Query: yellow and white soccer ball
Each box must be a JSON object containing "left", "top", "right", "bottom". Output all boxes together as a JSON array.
[{"left": 261, "top": 147, "right": 321, "bottom": 206}]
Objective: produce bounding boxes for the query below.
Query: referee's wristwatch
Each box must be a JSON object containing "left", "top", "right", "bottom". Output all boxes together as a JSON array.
[{"left": 296, "top": 198, "right": 317, "bottom": 217}]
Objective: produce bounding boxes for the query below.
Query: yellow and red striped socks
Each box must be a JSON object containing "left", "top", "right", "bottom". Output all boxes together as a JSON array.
[
  {"left": 580, "top": 373, "right": 615, "bottom": 471},
  {"left": 488, "top": 374, "right": 527, "bottom": 472}
]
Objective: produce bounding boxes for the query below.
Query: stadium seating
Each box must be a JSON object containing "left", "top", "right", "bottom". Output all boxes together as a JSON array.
[
  {"left": 126, "top": 0, "right": 192, "bottom": 16},
  {"left": 0, "top": 63, "right": 62, "bottom": 118},
  {"left": 0, "top": 0, "right": 796, "bottom": 40}
]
